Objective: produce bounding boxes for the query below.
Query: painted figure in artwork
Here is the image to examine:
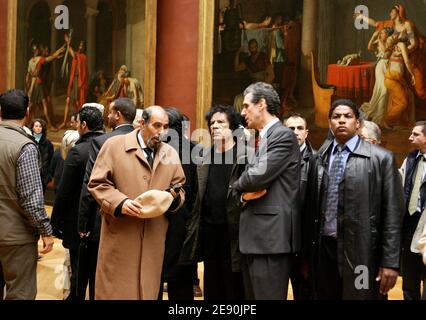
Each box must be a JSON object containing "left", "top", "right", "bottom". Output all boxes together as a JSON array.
[
  {"left": 383, "top": 33, "right": 416, "bottom": 129},
  {"left": 356, "top": 4, "right": 426, "bottom": 103},
  {"left": 59, "top": 33, "right": 89, "bottom": 129},
  {"left": 361, "top": 28, "right": 393, "bottom": 125},
  {"left": 25, "top": 43, "right": 64, "bottom": 130},
  {"left": 98, "top": 65, "right": 144, "bottom": 119}
]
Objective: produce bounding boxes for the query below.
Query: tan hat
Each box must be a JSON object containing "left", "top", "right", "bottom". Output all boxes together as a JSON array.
[{"left": 134, "top": 190, "right": 174, "bottom": 219}]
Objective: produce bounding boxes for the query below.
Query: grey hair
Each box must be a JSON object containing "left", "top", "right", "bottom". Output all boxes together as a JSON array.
[
  {"left": 243, "top": 82, "right": 281, "bottom": 117},
  {"left": 361, "top": 120, "right": 382, "bottom": 144},
  {"left": 61, "top": 130, "right": 80, "bottom": 160}
]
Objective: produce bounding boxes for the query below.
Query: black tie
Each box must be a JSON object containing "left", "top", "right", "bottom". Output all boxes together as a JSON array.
[{"left": 144, "top": 148, "right": 154, "bottom": 168}]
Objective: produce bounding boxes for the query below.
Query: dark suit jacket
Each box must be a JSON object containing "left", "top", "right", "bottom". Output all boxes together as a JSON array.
[
  {"left": 233, "top": 121, "right": 301, "bottom": 254},
  {"left": 78, "top": 124, "right": 135, "bottom": 242},
  {"left": 51, "top": 131, "right": 104, "bottom": 249}
]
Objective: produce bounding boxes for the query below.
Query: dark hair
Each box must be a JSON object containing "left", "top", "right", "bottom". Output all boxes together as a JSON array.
[
  {"left": 329, "top": 99, "right": 360, "bottom": 119},
  {"left": 248, "top": 38, "right": 258, "bottom": 47},
  {"left": 243, "top": 82, "right": 281, "bottom": 117},
  {"left": 164, "top": 107, "right": 184, "bottom": 137},
  {"left": 0, "top": 89, "right": 29, "bottom": 120},
  {"left": 30, "top": 118, "right": 47, "bottom": 137},
  {"left": 415, "top": 121, "right": 426, "bottom": 135},
  {"left": 142, "top": 108, "right": 153, "bottom": 124},
  {"left": 205, "top": 105, "right": 241, "bottom": 132},
  {"left": 112, "top": 98, "right": 136, "bottom": 123},
  {"left": 78, "top": 106, "right": 104, "bottom": 131},
  {"left": 70, "top": 112, "right": 78, "bottom": 121},
  {"left": 284, "top": 112, "right": 308, "bottom": 128}
]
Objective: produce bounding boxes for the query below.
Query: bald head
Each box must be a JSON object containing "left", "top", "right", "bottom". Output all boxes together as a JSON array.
[
  {"left": 140, "top": 106, "right": 169, "bottom": 150},
  {"left": 142, "top": 106, "right": 166, "bottom": 123}
]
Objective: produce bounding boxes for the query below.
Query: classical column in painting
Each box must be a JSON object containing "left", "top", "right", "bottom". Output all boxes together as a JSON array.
[
  {"left": 86, "top": 6, "right": 99, "bottom": 75},
  {"left": 298, "top": 0, "right": 318, "bottom": 107}
]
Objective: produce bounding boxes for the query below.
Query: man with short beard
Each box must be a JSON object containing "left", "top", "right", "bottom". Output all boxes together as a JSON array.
[{"left": 88, "top": 106, "right": 185, "bottom": 300}]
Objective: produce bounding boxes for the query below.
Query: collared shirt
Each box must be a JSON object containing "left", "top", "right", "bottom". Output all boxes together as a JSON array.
[
  {"left": 259, "top": 118, "right": 280, "bottom": 139},
  {"left": 137, "top": 131, "right": 153, "bottom": 159},
  {"left": 16, "top": 143, "right": 52, "bottom": 237},
  {"left": 328, "top": 135, "right": 360, "bottom": 173},
  {"left": 300, "top": 142, "right": 306, "bottom": 153},
  {"left": 115, "top": 124, "right": 132, "bottom": 131},
  {"left": 413, "top": 152, "right": 426, "bottom": 213}
]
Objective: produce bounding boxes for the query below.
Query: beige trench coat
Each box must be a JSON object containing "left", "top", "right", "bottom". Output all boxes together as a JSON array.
[{"left": 88, "top": 130, "right": 185, "bottom": 300}]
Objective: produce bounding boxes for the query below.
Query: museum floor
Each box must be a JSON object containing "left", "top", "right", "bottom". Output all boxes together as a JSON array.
[{"left": 37, "top": 205, "right": 404, "bottom": 300}]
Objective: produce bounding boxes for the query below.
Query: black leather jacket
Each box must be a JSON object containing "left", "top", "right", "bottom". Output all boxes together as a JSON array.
[{"left": 302, "top": 137, "right": 404, "bottom": 299}]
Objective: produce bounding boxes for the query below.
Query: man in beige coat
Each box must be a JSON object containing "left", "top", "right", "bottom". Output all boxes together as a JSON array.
[{"left": 88, "top": 106, "right": 185, "bottom": 300}]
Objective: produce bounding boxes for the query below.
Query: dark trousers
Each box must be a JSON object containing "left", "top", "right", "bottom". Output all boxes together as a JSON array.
[
  {"left": 67, "top": 248, "right": 79, "bottom": 300},
  {"left": 401, "top": 234, "right": 426, "bottom": 300},
  {"left": 76, "top": 240, "right": 99, "bottom": 300},
  {"left": 202, "top": 223, "right": 245, "bottom": 300},
  {"left": 290, "top": 253, "right": 313, "bottom": 300},
  {"left": 0, "top": 243, "right": 38, "bottom": 300},
  {"left": 245, "top": 253, "right": 293, "bottom": 300},
  {"left": 0, "top": 263, "right": 4, "bottom": 300},
  {"left": 159, "top": 275, "right": 194, "bottom": 301},
  {"left": 317, "top": 236, "right": 343, "bottom": 300}
]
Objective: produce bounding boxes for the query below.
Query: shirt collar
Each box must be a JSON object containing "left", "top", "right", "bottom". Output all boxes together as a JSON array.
[
  {"left": 332, "top": 135, "right": 359, "bottom": 153},
  {"left": 259, "top": 118, "right": 280, "bottom": 139},
  {"left": 137, "top": 131, "right": 148, "bottom": 149},
  {"left": 416, "top": 151, "right": 426, "bottom": 160},
  {"left": 300, "top": 142, "right": 306, "bottom": 153},
  {"left": 115, "top": 124, "right": 132, "bottom": 130}
]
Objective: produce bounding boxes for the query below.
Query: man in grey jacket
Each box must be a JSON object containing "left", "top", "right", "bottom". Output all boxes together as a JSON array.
[
  {"left": 232, "top": 82, "right": 301, "bottom": 300},
  {"left": 0, "top": 89, "right": 54, "bottom": 300}
]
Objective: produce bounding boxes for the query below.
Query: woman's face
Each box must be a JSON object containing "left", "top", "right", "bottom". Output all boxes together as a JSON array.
[
  {"left": 33, "top": 121, "right": 43, "bottom": 134},
  {"left": 379, "top": 30, "right": 389, "bottom": 42},
  {"left": 390, "top": 8, "right": 398, "bottom": 20}
]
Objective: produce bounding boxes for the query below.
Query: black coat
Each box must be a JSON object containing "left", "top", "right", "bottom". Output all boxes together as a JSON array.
[
  {"left": 78, "top": 125, "right": 135, "bottom": 242},
  {"left": 300, "top": 140, "right": 316, "bottom": 203},
  {"left": 302, "top": 138, "right": 404, "bottom": 299},
  {"left": 51, "top": 131, "right": 104, "bottom": 249},
  {"left": 180, "top": 132, "right": 248, "bottom": 272},
  {"left": 50, "top": 148, "right": 64, "bottom": 194},
  {"left": 162, "top": 140, "right": 199, "bottom": 281},
  {"left": 37, "top": 135, "right": 54, "bottom": 191}
]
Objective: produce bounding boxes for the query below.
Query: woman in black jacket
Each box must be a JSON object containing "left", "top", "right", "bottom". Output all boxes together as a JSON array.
[{"left": 31, "top": 118, "right": 54, "bottom": 192}]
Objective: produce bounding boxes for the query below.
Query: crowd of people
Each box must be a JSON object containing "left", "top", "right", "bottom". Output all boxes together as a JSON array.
[{"left": 1, "top": 82, "right": 426, "bottom": 300}]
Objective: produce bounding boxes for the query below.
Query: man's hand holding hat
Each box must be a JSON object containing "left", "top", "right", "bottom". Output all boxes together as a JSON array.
[{"left": 133, "top": 190, "right": 175, "bottom": 219}]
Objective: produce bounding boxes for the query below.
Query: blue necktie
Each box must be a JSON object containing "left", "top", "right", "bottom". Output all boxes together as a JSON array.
[{"left": 324, "top": 144, "right": 346, "bottom": 236}]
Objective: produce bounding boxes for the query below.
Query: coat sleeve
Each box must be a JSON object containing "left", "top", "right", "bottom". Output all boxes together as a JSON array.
[
  {"left": 78, "top": 139, "right": 101, "bottom": 233},
  {"left": 87, "top": 141, "right": 129, "bottom": 217},
  {"left": 417, "top": 223, "right": 426, "bottom": 266},
  {"left": 233, "top": 129, "right": 299, "bottom": 192},
  {"left": 51, "top": 147, "right": 81, "bottom": 237},
  {"left": 380, "top": 152, "right": 404, "bottom": 270},
  {"left": 167, "top": 160, "right": 186, "bottom": 213}
]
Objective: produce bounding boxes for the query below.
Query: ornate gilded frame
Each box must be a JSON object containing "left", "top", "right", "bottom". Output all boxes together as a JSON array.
[{"left": 196, "top": 0, "right": 214, "bottom": 130}]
